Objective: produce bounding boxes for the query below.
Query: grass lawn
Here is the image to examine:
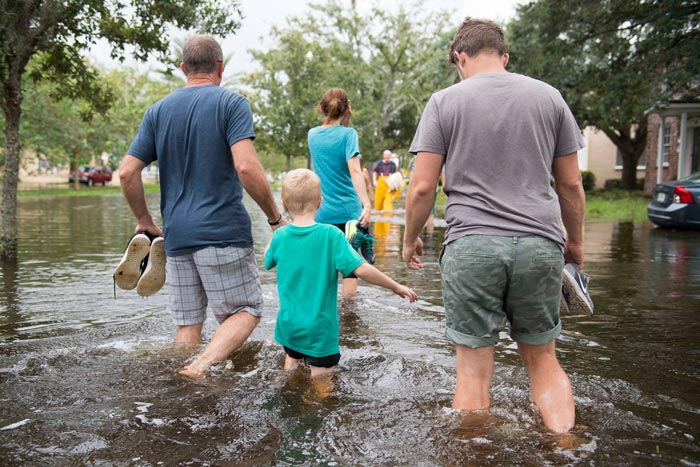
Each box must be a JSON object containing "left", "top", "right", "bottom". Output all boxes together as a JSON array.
[
  {"left": 584, "top": 189, "right": 649, "bottom": 222},
  {"left": 18, "top": 184, "right": 161, "bottom": 199},
  {"left": 433, "top": 189, "right": 649, "bottom": 222}
]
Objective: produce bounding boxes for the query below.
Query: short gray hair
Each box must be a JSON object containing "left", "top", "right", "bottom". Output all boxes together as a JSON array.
[{"left": 182, "top": 36, "right": 223, "bottom": 75}]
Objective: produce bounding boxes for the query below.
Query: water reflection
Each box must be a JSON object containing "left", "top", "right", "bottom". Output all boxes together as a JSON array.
[
  {"left": 0, "top": 261, "right": 21, "bottom": 339},
  {"left": 0, "top": 195, "right": 698, "bottom": 465}
]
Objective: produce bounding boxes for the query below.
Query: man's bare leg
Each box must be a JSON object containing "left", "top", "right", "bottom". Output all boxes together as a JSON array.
[
  {"left": 518, "top": 340, "right": 575, "bottom": 433},
  {"left": 176, "top": 322, "right": 204, "bottom": 344},
  {"left": 179, "top": 311, "right": 260, "bottom": 378},
  {"left": 453, "top": 344, "right": 494, "bottom": 410}
]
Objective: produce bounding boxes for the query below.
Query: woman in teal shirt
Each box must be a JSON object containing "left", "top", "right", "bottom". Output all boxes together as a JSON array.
[{"left": 308, "top": 88, "right": 372, "bottom": 295}]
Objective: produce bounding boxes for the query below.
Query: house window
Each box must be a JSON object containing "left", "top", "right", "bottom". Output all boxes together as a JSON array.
[{"left": 662, "top": 124, "right": 671, "bottom": 163}]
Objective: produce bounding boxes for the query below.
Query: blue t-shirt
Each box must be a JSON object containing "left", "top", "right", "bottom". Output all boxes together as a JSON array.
[
  {"left": 127, "top": 85, "right": 255, "bottom": 256},
  {"left": 374, "top": 160, "right": 396, "bottom": 177},
  {"left": 308, "top": 125, "right": 362, "bottom": 224},
  {"left": 264, "top": 223, "right": 364, "bottom": 357}
]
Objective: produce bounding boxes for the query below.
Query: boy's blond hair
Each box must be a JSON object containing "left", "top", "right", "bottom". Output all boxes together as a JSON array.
[{"left": 281, "top": 169, "right": 322, "bottom": 215}]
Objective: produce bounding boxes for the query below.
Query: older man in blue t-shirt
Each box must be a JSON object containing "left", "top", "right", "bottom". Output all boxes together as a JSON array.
[{"left": 119, "top": 35, "right": 286, "bottom": 378}]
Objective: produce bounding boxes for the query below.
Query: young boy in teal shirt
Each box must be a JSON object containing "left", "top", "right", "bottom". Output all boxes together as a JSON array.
[{"left": 264, "top": 169, "right": 417, "bottom": 378}]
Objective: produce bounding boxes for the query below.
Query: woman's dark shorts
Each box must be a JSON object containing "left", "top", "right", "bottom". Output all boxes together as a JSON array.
[{"left": 283, "top": 346, "right": 341, "bottom": 368}]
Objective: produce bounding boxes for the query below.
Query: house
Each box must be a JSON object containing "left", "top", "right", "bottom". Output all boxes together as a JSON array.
[
  {"left": 578, "top": 127, "right": 646, "bottom": 189},
  {"left": 643, "top": 101, "right": 700, "bottom": 195}
]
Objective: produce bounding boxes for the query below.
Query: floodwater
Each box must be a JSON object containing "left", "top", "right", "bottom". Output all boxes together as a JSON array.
[{"left": 0, "top": 193, "right": 699, "bottom": 466}]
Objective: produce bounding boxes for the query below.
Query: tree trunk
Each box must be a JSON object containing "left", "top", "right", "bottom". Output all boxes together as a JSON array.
[
  {"left": 602, "top": 122, "right": 648, "bottom": 190},
  {"left": 620, "top": 150, "right": 642, "bottom": 189},
  {"left": 70, "top": 160, "right": 80, "bottom": 190},
  {"left": 286, "top": 154, "right": 291, "bottom": 172},
  {"left": 1, "top": 99, "right": 22, "bottom": 261}
]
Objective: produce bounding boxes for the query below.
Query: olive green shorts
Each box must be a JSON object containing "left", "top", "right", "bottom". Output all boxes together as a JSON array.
[{"left": 440, "top": 235, "right": 563, "bottom": 348}]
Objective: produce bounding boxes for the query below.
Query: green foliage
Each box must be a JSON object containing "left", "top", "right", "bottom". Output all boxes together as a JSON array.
[
  {"left": 242, "top": 0, "right": 456, "bottom": 172},
  {"left": 0, "top": 0, "right": 244, "bottom": 259},
  {"left": 1, "top": 0, "right": 242, "bottom": 118},
  {"left": 256, "top": 152, "right": 309, "bottom": 175},
  {"left": 585, "top": 190, "right": 648, "bottom": 221},
  {"left": 507, "top": 0, "right": 700, "bottom": 189},
  {"left": 19, "top": 65, "right": 176, "bottom": 171},
  {"left": 581, "top": 170, "right": 596, "bottom": 192},
  {"left": 99, "top": 68, "right": 177, "bottom": 166},
  {"left": 603, "top": 178, "right": 645, "bottom": 191}
]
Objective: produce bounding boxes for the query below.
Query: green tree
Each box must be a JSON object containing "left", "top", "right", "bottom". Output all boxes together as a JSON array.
[
  {"left": 243, "top": 0, "right": 454, "bottom": 172},
  {"left": 507, "top": 0, "right": 700, "bottom": 190},
  {"left": 245, "top": 30, "right": 334, "bottom": 172},
  {"left": 21, "top": 72, "right": 108, "bottom": 189},
  {"left": 20, "top": 65, "right": 176, "bottom": 188},
  {"left": 99, "top": 68, "right": 177, "bottom": 168},
  {"left": 0, "top": 0, "right": 243, "bottom": 260}
]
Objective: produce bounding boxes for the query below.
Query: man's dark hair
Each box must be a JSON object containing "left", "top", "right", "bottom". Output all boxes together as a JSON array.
[
  {"left": 182, "top": 36, "right": 224, "bottom": 75},
  {"left": 449, "top": 18, "right": 506, "bottom": 64}
]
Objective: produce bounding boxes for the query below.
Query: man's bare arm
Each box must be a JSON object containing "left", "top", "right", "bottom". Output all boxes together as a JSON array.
[
  {"left": 119, "top": 155, "right": 162, "bottom": 236},
  {"left": 553, "top": 152, "right": 586, "bottom": 265},
  {"left": 232, "top": 138, "right": 284, "bottom": 229},
  {"left": 402, "top": 152, "right": 444, "bottom": 269}
]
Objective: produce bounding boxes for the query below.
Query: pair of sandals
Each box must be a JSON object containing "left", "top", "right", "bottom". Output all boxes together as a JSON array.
[{"left": 113, "top": 232, "right": 166, "bottom": 297}]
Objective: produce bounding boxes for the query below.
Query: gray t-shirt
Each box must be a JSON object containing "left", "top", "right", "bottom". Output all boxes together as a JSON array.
[
  {"left": 410, "top": 72, "right": 584, "bottom": 249},
  {"left": 128, "top": 85, "right": 255, "bottom": 256}
]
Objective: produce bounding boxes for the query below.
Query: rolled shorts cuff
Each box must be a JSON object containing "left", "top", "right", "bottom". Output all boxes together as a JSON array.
[
  {"left": 511, "top": 319, "right": 562, "bottom": 346},
  {"left": 216, "top": 305, "right": 262, "bottom": 324},
  {"left": 446, "top": 327, "right": 499, "bottom": 349},
  {"left": 171, "top": 306, "right": 262, "bottom": 327},
  {"left": 172, "top": 316, "right": 206, "bottom": 327}
]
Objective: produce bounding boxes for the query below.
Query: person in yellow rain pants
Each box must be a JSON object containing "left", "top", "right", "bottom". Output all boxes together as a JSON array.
[{"left": 372, "top": 149, "right": 398, "bottom": 211}]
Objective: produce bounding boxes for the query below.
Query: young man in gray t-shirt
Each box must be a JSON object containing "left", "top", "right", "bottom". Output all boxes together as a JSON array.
[{"left": 403, "top": 18, "right": 586, "bottom": 434}]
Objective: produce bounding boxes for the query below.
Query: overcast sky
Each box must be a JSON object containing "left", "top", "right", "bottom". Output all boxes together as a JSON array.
[{"left": 88, "top": 0, "right": 523, "bottom": 78}]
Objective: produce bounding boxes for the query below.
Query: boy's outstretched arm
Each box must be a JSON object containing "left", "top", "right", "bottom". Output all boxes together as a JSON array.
[{"left": 353, "top": 263, "right": 418, "bottom": 302}]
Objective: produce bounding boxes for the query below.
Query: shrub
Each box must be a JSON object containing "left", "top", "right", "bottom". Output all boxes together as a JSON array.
[
  {"left": 581, "top": 171, "right": 596, "bottom": 191},
  {"left": 604, "top": 178, "right": 645, "bottom": 190}
]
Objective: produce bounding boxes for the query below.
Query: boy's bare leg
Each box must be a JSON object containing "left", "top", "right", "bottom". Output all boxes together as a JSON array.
[
  {"left": 309, "top": 366, "right": 334, "bottom": 400},
  {"left": 284, "top": 355, "right": 301, "bottom": 370},
  {"left": 309, "top": 366, "right": 333, "bottom": 377},
  {"left": 179, "top": 311, "right": 260, "bottom": 379},
  {"left": 453, "top": 344, "right": 494, "bottom": 410},
  {"left": 518, "top": 340, "right": 575, "bottom": 433},
  {"left": 341, "top": 277, "right": 358, "bottom": 295}
]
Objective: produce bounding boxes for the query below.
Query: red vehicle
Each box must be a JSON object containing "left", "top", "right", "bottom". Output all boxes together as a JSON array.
[{"left": 68, "top": 166, "right": 113, "bottom": 186}]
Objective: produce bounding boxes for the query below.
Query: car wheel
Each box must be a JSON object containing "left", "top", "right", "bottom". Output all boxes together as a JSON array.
[
  {"left": 102, "top": 180, "right": 108, "bottom": 186},
  {"left": 87, "top": 179, "right": 94, "bottom": 187}
]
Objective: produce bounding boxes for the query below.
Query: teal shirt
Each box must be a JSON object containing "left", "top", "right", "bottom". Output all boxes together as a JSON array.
[
  {"left": 308, "top": 125, "right": 362, "bottom": 224},
  {"left": 264, "top": 224, "right": 364, "bottom": 357}
]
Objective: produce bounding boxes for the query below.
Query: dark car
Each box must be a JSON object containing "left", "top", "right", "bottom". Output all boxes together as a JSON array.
[
  {"left": 68, "top": 166, "right": 113, "bottom": 186},
  {"left": 647, "top": 172, "right": 700, "bottom": 229}
]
